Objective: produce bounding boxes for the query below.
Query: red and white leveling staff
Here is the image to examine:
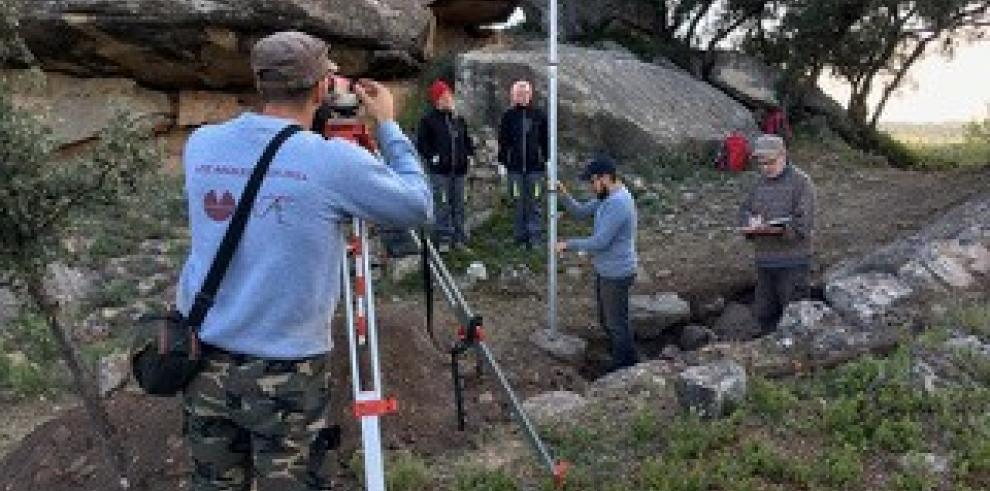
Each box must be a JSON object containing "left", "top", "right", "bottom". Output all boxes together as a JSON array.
[{"left": 319, "top": 76, "right": 395, "bottom": 491}]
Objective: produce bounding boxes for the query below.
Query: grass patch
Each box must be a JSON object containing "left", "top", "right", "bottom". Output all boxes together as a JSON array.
[
  {"left": 378, "top": 194, "right": 591, "bottom": 294},
  {"left": 453, "top": 466, "right": 518, "bottom": 491},
  {"left": 387, "top": 451, "right": 434, "bottom": 491},
  {"left": 0, "top": 311, "right": 64, "bottom": 399},
  {"left": 907, "top": 141, "right": 990, "bottom": 169},
  {"left": 69, "top": 171, "right": 188, "bottom": 268}
]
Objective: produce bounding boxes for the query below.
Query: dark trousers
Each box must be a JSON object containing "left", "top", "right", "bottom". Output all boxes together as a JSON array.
[
  {"left": 430, "top": 174, "right": 466, "bottom": 244},
  {"left": 508, "top": 172, "right": 544, "bottom": 245},
  {"left": 596, "top": 274, "right": 638, "bottom": 369},
  {"left": 754, "top": 265, "right": 810, "bottom": 331}
]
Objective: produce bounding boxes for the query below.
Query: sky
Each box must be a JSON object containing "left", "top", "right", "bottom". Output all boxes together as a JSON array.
[{"left": 819, "top": 40, "right": 990, "bottom": 124}]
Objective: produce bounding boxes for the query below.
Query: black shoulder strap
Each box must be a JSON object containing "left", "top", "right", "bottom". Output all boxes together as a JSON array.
[{"left": 186, "top": 124, "right": 302, "bottom": 329}]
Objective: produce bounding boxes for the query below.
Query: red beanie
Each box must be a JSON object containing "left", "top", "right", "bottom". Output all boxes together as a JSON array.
[{"left": 428, "top": 79, "right": 452, "bottom": 104}]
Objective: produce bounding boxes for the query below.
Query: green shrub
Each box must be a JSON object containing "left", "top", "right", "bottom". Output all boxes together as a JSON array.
[
  {"left": 387, "top": 452, "right": 433, "bottom": 491},
  {"left": 630, "top": 407, "right": 660, "bottom": 444},
  {"left": 816, "top": 444, "right": 864, "bottom": 487},
  {"left": 746, "top": 376, "right": 798, "bottom": 421},
  {"left": 0, "top": 311, "right": 63, "bottom": 398},
  {"left": 454, "top": 467, "right": 518, "bottom": 491}
]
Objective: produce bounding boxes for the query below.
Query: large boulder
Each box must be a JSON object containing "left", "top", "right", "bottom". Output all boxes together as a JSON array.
[
  {"left": 17, "top": 0, "right": 434, "bottom": 89},
  {"left": 521, "top": 390, "right": 588, "bottom": 427},
  {"left": 455, "top": 44, "right": 758, "bottom": 165},
  {"left": 775, "top": 300, "right": 876, "bottom": 359},
  {"left": 708, "top": 51, "right": 846, "bottom": 117},
  {"left": 708, "top": 51, "right": 780, "bottom": 107},
  {"left": 630, "top": 293, "right": 691, "bottom": 339},
  {"left": 825, "top": 273, "right": 913, "bottom": 328},
  {"left": 828, "top": 194, "right": 990, "bottom": 282},
  {"left": 1, "top": 69, "right": 172, "bottom": 146}
]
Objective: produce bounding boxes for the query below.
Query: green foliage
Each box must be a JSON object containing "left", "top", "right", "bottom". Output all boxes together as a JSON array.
[
  {"left": 746, "top": 376, "right": 798, "bottom": 421},
  {"left": 639, "top": 457, "right": 713, "bottom": 491},
  {"left": 816, "top": 444, "right": 864, "bottom": 487},
  {"left": 965, "top": 115, "right": 990, "bottom": 143},
  {"left": 630, "top": 406, "right": 660, "bottom": 444},
  {"left": 386, "top": 452, "right": 434, "bottom": 491},
  {"left": 864, "top": 130, "right": 922, "bottom": 169},
  {"left": 664, "top": 413, "right": 740, "bottom": 460},
  {"left": 454, "top": 467, "right": 518, "bottom": 491},
  {"left": 740, "top": 441, "right": 813, "bottom": 485},
  {"left": 0, "top": 78, "right": 161, "bottom": 279},
  {"left": 889, "top": 469, "right": 938, "bottom": 491},
  {"left": 0, "top": 311, "right": 63, "bottom": 398},
  {"left": 0, "top": 0, "right": 31, "bottom": 64},
  {"left": 818, "top": 351, "right": 928, "bottom": 451},
  {"left": 651, "top": 142, "right": 722, "bottom": 183}
]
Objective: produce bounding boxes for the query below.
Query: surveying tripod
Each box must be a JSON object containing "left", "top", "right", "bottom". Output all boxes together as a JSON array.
[
  {"left": 316, "top": 80, "right": 567, "bottom": 490},
  {"left": 313, "top": 81, "right": 395, "bottom": 491}
]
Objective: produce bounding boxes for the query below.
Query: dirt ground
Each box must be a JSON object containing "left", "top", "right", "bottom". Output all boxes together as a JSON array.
[{"left": 2, "top": 152, "right": 989, "bottom": 490}]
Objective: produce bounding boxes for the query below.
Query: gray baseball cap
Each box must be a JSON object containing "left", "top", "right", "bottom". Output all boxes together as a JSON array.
[
  {"left": 251, "top": 31, "right": 338, "bottom": 90},
  {"left": 752, "top": 134, "right": 786, "bottom": 159}
]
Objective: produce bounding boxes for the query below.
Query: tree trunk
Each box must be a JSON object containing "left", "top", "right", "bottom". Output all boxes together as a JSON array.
[
  {"left": 870, "top": 36, "right": 936, "bottom": 129},
  {"left": 25, "top": 275, "right": 132, "bottom": 491},
  {"left": 701, "top": 13, "right": 756, "bottom": 81}
]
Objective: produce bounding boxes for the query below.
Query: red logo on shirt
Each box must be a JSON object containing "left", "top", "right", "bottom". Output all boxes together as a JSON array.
[{"left": 204, "top": 190, "right": 236, "bottom": 221}]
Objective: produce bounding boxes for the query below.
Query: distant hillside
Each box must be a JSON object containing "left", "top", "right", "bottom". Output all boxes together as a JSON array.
[{"left": 881, "top": 121, "right": 971, "bottom": 144}]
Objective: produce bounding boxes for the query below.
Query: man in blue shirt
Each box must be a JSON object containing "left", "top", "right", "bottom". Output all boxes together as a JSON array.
[
  {"left": 557, "top": 155, "right": 639, "bottom": 370},
  {"left": 177, "top": 31, "right": 432, "bottom": 491}
]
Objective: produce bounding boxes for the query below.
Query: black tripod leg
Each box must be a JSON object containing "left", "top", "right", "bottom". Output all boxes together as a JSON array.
[{"left": 423, "top": 229, "right": 434, "bottom": 343}]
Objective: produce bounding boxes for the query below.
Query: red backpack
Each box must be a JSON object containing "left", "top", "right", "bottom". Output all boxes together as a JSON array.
[{"left": 720, "top": 132, "right": 750, "bottom": 172}]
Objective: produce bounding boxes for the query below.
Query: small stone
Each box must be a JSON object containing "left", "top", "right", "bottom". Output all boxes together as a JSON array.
[
  {"left": 530, "top": 329, "right": 587, "bottom": 365},
  {"left": 98, "top": 352, "right": 131, "bottom": 398},
  {"left": 478, "top": 391, "right": 495, "bottom": 405},
  {"left": 522, "top": 391, "right": 588, "bottom": 427},
  {"left": 675, "top": 360, "right": 747, "bottom": 419},
  {"left": 679, "top": 325, "right": 714, "bottom": 351},
  {"left": 466, "top": 261, "right": 488, "bottom": 282},
  {"left": 898, "top": 452, "right": 950, "bottom": 477}
]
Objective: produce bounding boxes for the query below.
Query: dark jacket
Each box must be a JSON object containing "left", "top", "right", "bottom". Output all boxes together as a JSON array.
[
  {"left": 416, "top": 108, "right": 475, "bottom": 176},
  {"left": 498, "top": 105, "right": 548, "bottom": 174}
]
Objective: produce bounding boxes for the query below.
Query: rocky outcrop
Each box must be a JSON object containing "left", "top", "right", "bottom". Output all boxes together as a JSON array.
[
  {"left": 456, "top": 44, "right": 758, "bottom": 165},
  {"left": 708, "top": 51, "right": 780, "bottom": 107},
  {"left": 17, "top": 0, "right": 434, "bottom": 88},
  {"left": 826, "top": 194, "right": 990, "bottom": 315},
  {"left": 1, "top": 69, "right": 173, "bottom": 146}
]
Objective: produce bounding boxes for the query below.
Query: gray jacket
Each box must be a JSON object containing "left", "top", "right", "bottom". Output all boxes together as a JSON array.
[{"left": 738, "top": 164, "right": 816, "bottom": 267}]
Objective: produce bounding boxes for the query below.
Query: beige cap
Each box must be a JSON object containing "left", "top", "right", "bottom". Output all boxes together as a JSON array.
[
  {"left": 752, "top": 134, "right": 786, "bottom": 159},
  {"left": 251, "top": 31, "right": 338, "bottom": 90}
]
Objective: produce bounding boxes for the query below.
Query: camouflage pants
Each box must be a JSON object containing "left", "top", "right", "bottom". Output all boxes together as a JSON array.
[{"left": 183, "top": 349, "right": 334, "bottom": 491}]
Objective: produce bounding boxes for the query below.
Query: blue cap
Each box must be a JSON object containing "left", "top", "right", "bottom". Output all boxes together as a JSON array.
[{"left": 579, "top": 154, "right": 618, "bottom": 181}]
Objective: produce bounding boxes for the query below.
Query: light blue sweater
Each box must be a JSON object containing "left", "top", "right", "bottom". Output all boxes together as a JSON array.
[
  {"left": 563, "top": 185, "right": 638, "bottom": 279},
  {"left": 177, "top": 113, "right": 432, "bottom": 359}
]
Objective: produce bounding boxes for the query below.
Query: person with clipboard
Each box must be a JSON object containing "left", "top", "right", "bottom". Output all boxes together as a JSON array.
[{"left": 738, "top": 134, "right": 817, "bottom": 334}]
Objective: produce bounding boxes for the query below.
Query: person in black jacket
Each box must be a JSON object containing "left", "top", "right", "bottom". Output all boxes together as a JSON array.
[
  {"left": 498, "top": 80, "right": 548, "bottom": 248},
  {"left": 416, "top": 79, "right": 475, "bottom": 249}
]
